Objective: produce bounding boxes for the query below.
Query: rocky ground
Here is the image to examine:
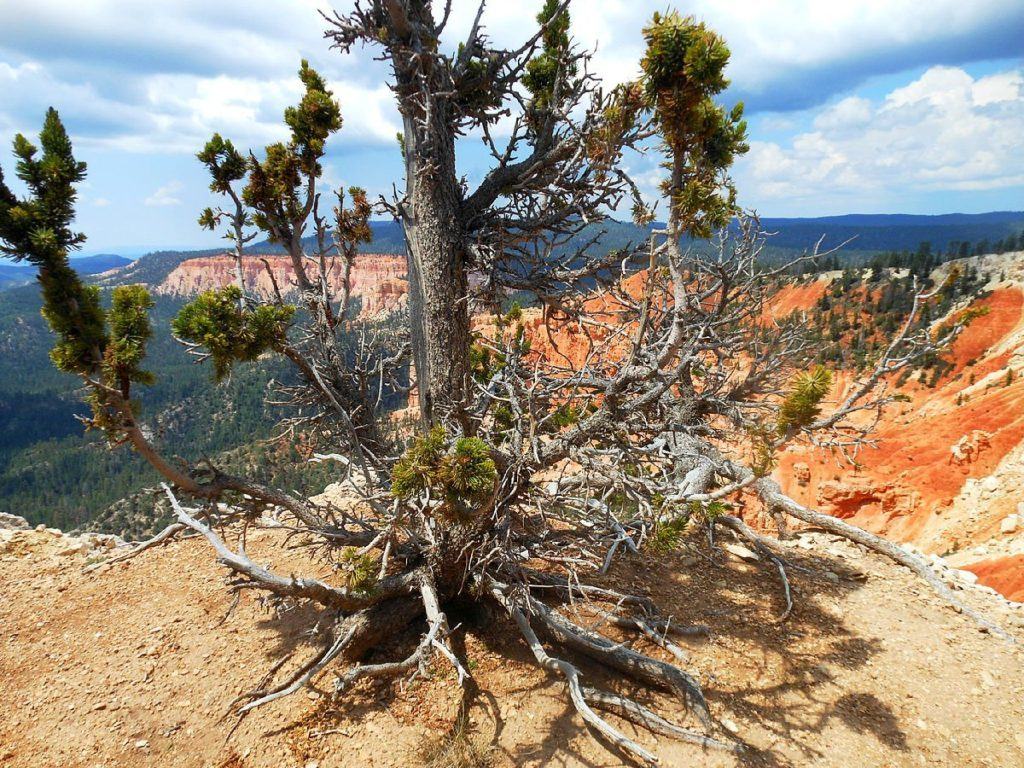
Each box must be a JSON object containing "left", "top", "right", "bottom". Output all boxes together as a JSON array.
[{"left": 2, "top": 515, "right": 1023, "bottom": 768}]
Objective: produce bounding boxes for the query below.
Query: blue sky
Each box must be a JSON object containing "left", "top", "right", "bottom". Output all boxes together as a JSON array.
[{"left": 1, "top": 0, "right": 1022, "bottom": 255}]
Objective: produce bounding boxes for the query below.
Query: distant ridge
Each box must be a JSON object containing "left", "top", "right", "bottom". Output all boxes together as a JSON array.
[
  {"left": 0, "top": 253, "right": 132, "bottom": 290},
  {"left": 89, "top": 211, "right": 1024, "bottom": 289},
  {"left": 760, "top": 211, "right": 1024, "bottom": 226}
]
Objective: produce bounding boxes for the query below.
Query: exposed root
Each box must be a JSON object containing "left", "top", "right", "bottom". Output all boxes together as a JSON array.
[
  {"left": 581, "top": 687, "right": 742, "bottom": 753},
  {"left": 83, "top": 521, "right": 188, "bottom": 572},
  {"left": 523, "top": 568, "right": 655, "bottom": 612},
  {"left": 164, "top": 485, "right": 422, "bottom": 612},
  {"left": 755, "top": 477, "right": 1018, "bottom": 644},
  {"left": 715, "top": 514, "right": 794, "bottom": 620},
  {"left": 237, "top": 620, "right": 352, "bottom": 714},
  {"left": 490, "top": 585, "right": 661, "bottom": 767},
  {"left": 602, "top": 613, "right": 711, "bottom": 639},
  {"left": 528, "top": 596, "right": 713, "bottom": 729},
  {"left": 420, "top": 575, "right": 473, "bottom": 687},
  {"left": 601, "top": 612, "right": 699, "bottom": 664},
  {"left": 335, "top": 575, "right": 471, "bottom": 692}
]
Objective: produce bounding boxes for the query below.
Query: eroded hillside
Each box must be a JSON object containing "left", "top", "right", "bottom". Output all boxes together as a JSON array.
[{"left": 774, "top": 252, "right": 1024, "bottom": 601}]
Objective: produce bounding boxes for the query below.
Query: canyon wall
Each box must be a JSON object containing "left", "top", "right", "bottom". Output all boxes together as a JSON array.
[
  {"left": 772, "top": 255, "right": 1024, "bottom": 600},
  {"left": 155, "top": 253, "right": 408, "bottom": 318}
]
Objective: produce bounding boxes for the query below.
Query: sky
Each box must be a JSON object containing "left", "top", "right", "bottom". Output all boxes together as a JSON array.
[{"left": 0, "top": 0, "right": 1022, "bottom": 255}]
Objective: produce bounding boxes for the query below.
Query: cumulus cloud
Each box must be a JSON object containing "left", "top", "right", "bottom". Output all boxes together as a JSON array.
[
  {"left": 695, "top": 0, "right": 1024, "bottom": 111},
  {"left": 2, "top": 0, "right": 1022, "bottom": 155},
  {"left": 736, "top": 66, "right": 1024, "bottom": 207},
  {"left": 428, "top": 0, "right": 1024, "bottom": 111},
  {"left": 144, "top": 181, "right": 184, "bottom": 207},
  {"left": 0, "top": 0, "right": 397, "bottom": 152}
]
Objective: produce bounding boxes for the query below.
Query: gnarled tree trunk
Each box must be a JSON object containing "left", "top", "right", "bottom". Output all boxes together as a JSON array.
[{"left": 396, "top": 78, "right": 472, "bottom": 427}]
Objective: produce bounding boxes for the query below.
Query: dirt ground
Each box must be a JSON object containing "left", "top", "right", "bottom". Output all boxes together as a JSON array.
[{"left": 1, "top": 525, "right": 1022, "bottom": 768}]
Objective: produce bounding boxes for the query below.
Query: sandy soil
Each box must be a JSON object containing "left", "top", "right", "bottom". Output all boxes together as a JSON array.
[{"left": 1, "top": 526, "right": 1023, "bottom": 768}]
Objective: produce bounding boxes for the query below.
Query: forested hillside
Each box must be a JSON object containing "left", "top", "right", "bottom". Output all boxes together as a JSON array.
[{"left": 0, "top": 286, "right": 338, "bottom": 532}]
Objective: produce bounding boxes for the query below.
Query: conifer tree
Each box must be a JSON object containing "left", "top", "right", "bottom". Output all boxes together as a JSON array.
[{"left": 2, "top": 4, "right": 1012, "bottom": 763}]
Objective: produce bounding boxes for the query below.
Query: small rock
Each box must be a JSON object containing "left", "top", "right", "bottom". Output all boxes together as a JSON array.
[
  {"left": 721, "top": 718, "right": 740, "bottom": 734},
  {"left": 0, "top": 513, "right": 30, "bottom": 530},
  {"left": 134, "top": 740, "right": 149, "bottom": 749},
  {"left": 1000, "top": 514, "right": 1019, "bottom": 534},
  {"left": 56, "top": 541, "right": 88, "bottom": 557},
  {"left": 721, "top": 543, "right": 759, "bottom": 562},
  {"left": 951, "top": 569, "right": 979, "bottom": 586}
]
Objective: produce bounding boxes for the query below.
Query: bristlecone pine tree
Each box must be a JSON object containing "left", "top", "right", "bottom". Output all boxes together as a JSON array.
[{"left": 0, "top": 3, "right": 1014, "bottom": 763}]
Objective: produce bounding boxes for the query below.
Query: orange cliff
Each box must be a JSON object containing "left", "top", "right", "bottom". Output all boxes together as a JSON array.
[
  {"left": 482, "top": 261, "right": 1024, "bottom": 603},
  {"left": 155, "top": 253, "right": 408, "bottom": 318},
  {"left": 772, "top": 264, "right": 1024, "bottom": 601},
  {"left": 521, "top": 257, "right": 1024, "bottom": 602}
]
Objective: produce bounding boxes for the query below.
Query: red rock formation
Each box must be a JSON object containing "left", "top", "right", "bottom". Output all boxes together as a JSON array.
[
  {"left": 156, "top": 253, "right": 407, "bottom": 318},
  {"left": 773, "top": 280, "right": 1024, "bottom": 600},
  {"left": 962, "top": 555, "right": 1024, "bottom": 602},
  {"left": 762, "top": 279, "right": 827, "bottom": 320}
]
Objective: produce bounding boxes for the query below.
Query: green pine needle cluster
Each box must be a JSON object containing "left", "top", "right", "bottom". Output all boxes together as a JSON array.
[
  {"left": 523, "top": 0, "right": 576, "bottom": 113},
  {"left": 777, "top": 365, "right": 833, "bottom": 435},
  {"left": 104, "top": 285, "right": 156, "bottom": 389},
  {"left": 196, "top": 133, "right": 246, "bottom": 196},
  {"left": 338, "top": 548, "right": 379, "bottom": 594},
  {"left": 238, "top": 60, "right": 341, "bottom": 243},
  {"left": 0, "top": 109, "right": 107, "bottom": 376},
  {"left": 639, "top": 11, "right": 749, "bottom": 238},
  {"left": 172, "top": 286, "right": 294, "bottom": 380},
  {"left": 0, "top": 109, "right": 161, "bottom": 439},
  {"left": 470, "top": 302, "right": 530, "bottom": 385},
  {"left": 649, "top": 515, "right": 689, "bottom": 553},
  {"left": 391, "top": 427, "right": 498, "bottom": 523},
  {"left": 651, "top": 499, "right": 732, "bottom": 552}
]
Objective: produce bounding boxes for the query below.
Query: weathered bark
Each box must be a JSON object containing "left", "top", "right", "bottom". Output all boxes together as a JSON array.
[
  {"left": 375, "top": 0, "right": 473, "bottom": 427},
  {"left": 398, "top": 107, "right": 472, "bottom": 426}
]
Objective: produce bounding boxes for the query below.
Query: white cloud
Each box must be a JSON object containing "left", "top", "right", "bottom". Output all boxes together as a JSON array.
[
  {"left": 812, "top": 97, "right": 872, "bottom": 133},
  {"left": 3, "top": 1, "right": 1022, "bottom": 154},
  {"left": 145, "top": 181, "right": 183, "bottom": 207},
  {"left": 735, "top": 65, "right": 1024, "bottom": 207},
  {"left": 92, "top": 197, "right": 110, "bottom": 207}
]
